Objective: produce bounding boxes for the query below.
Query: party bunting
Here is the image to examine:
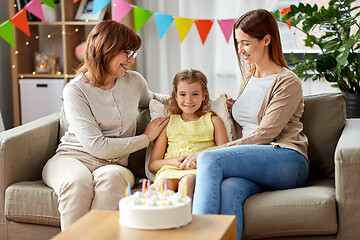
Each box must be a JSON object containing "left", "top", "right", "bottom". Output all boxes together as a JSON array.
[
  {"left": 194, "top": 19, "right": 214, "bottom": 44},
  {"left": 154, "top": 13, "right": 173, "bottom": 40},
  {"left": 133, "top": 6, "right": 154, "bottom": 32},
  {"left": 217, "top": 19, "right": 236, "bottom": 43},
  {"left": 174, "top": 17, "right": 194, "bottom": 43},
  {"left": 10, "top": 8, "right": 30, "bottom": 37},
  {"left": 25, "top": 0, "right": 45, "bottom": 21},
  {"left": 41, "top": 0, "right": 56, "bottom": 9},
  {"left": 0, "top": 20, "right": 15, "bottom": 48},
  {"left": 280, "top": 7, "right": 292, "bottom": 29},
  {"left": 0, "top": 0, "right": 297, "bottom": 48},
  {"left": 93, "top": 0, "right": 111, "bottom": 15},
  {"left": 113, "top": 0, "right": 133, "bottom": 22}
]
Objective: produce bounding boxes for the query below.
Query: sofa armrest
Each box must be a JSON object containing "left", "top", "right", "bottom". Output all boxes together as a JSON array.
[
  {"left": 0, "top": 112, "right": 60, "bottom": 222},
  {"left": 335, "top": 119, "right": 360, "bottom": 239}
]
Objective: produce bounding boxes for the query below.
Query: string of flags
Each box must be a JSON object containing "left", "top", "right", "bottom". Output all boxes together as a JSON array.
[{"left": 1, "top": 0, "right": 293, "bottom": 48}]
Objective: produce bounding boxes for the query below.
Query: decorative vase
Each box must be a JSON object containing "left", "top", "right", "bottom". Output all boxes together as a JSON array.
[{"left": 346, "top": 93, "right": 360, "bottom": 118}]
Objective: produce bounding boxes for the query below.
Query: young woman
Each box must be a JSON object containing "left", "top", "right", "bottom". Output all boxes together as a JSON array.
[
  {"left": 148, "top": 69, "right": 228, "bottom": 199},
  {"left": 42, "top": 20, "right": 168, "bottom": 231},
  {"left": 188, "top": 10, "right": 309, "bottom": 240}
]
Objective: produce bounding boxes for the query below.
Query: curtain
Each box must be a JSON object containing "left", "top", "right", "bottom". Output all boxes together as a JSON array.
[{"left": 136, "top": 0, "right": 277, "bottom": 99}]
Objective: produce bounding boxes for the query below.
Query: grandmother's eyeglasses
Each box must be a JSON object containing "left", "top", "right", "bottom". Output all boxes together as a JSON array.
[{"left": 123, "top": 50, "right": 138, "bottom": 59}]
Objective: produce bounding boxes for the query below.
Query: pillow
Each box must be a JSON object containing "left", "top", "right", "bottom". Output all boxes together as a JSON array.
[{"left": 145, "top": 97, "right": 236, "bottom": 181}]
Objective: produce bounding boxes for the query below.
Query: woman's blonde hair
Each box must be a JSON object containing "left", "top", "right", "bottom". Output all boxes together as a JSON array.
[
  {"left": 165, "top": 69, "right": 210, "bottom": 116},
  {"left": 76, "top": 20, "right": 141, "bottom": 86},
  {"left": 233, "top": 9, "right": 289, "bottom": 81}
]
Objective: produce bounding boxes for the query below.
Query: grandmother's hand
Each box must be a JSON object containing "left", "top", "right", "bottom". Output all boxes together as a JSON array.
[
  {"left": 143, "top": 117, "right": 169, "bottom": 142},
  {"left": 179, "top": 152, "right": 201, "bottom": 170}
]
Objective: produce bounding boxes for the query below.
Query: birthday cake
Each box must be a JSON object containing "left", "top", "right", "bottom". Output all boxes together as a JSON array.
[{"left": 119, "top": 188, "right": 192, "bottom": 230}]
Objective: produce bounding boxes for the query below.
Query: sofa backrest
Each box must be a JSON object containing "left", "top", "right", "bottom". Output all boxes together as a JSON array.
[
  {"left": 60, "top": 92, "right": 347, "bottom": 180},
  {"left": 301, "top": 92, "right": 346, "bottom": 179},
  {"left": 128, "top": 108, "right": 150, "bottom": 178}
]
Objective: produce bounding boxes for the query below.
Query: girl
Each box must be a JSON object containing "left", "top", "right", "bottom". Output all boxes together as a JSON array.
[{"left": 148, "top": 69, "right": 228, "bottom": 199}]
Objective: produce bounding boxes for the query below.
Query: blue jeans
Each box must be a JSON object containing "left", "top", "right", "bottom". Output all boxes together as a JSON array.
[{"left": 192, "top": 145, "right": 309, "bottom": 240}]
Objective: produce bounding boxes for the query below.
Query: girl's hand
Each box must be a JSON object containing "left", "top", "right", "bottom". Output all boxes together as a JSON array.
[
  {"left": 143, "top": 117, "right": 169, "bottom": 142},
  {"left": 218, "top": 94, "right": 233, "bottom": 112},
  {"left": 179, "top": 152, "right": 201, "bottom": 170}
]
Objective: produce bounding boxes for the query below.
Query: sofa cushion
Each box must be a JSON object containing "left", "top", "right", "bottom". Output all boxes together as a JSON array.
[
  {"left": 242, "top": 179, "right": 337, "bottom": 239},
  {"left": 302, "top": 93, "right": 346, "bottom": 179},
  {"left": 5, "top": 181, "right": 60, "bottom": 227}
]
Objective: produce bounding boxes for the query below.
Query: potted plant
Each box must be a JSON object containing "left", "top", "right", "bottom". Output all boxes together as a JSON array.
[{"left": 273, "top": 0, "right": 360, "bottom": 118}]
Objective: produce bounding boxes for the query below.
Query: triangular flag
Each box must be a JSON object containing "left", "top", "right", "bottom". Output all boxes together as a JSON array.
[
  {"left": 93, "top": 0, "right": 111, "bottom": 14},
  {"left": 280, "top": 7, "right": 291, "bottom": 15},
  {"left": 25, "top": 0, "right": 45, "bottom": 21},
  {"left": 0, "top": 20, "right": 15, "bottom": 48},
  {"left": 133, "top": 6, "right": 154, "bottom": 32},
  {"left": 174, "top": 17, "right": 194, "bottom": 43},
  {"left": 154, "top": 13, "right": 173, "bottom": 40},
  {"left": 113, "top": 0, "right": 133, "bottom": 22},
  {"left": 217, "top": 19, "right": 236, "bottom": 43},
  {"left": 41, "top": 0, "right": 56, "bottom": 9},
  {"left": 10, "top": 8, "right": 30, "bottom": 36},
  {"left": 194, "top": 19, "right": 214, "bottom": 44}
]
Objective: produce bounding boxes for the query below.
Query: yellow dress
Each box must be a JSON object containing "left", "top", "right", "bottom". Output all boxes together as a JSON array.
[{"left": 153, "top": 112, "right": 216, "bottom": 186}]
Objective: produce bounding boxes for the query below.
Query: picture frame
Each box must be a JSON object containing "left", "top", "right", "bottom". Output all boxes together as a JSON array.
[{"left": 75, "top": 0, "right": 107, "bottom": 21}]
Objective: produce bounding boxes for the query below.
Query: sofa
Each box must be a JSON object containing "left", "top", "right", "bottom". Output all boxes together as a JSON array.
[{"left": 0, "top": 92, "right": 359, "bottom": 240}]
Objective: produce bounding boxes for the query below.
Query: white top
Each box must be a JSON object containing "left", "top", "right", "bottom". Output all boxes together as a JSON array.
[
  {"left": 232, "top": 74, "right": 277, "bottom": 137},
  {"left": 57, "top": 71, "right": 165, "bottom": 166}
]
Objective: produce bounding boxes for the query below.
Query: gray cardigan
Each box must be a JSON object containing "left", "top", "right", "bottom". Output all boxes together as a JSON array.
[{"left": 57, "top": 71, "right": 164, "bottom": 166}]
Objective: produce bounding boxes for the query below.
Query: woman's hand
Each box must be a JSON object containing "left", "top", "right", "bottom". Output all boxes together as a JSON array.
[
  {"left": 143, "top": 117, "right": 169, "bottom": 142},
  {"left": 179, "top": 152, "right": 201, "bottom": 170},
  {"left": 218, "top": 93, "right": 234, "bottom": 112}
]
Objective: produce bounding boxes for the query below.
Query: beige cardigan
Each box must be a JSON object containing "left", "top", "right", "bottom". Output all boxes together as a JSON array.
[{"left": 220, "top": 67, "right": 308, "bottom": 160}]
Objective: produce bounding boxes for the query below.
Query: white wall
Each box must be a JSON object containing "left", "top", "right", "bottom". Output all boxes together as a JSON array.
[{"left": 0, "top": 0, "right": 13, "bottom": 129}]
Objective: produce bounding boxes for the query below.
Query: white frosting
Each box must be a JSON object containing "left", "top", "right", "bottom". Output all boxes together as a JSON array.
[{"left": 119, "top": 190, "right": 192, "bottom": 229}]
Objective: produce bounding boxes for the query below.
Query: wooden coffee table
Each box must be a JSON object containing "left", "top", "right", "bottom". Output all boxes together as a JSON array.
[{"left": 51, "top": 210, "right": 236, "bottom": 240}]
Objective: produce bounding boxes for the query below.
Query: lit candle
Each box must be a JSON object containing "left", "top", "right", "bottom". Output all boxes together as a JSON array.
[
  {"left": 164, "top": 181, "right": 168, "bottom": 200},
  {"left": 147, "top": 180, "right": 151, "bottom": 198},
  {"left": 125, "top": 187, "right": 129, "bottom": 197},
  {"left": 142, "top": 179, "right": 146, "bottom": 193},
  {"left": 161, "top": 181, "right": 164, "bottom": 194},
  {"left": 127, "top": 182, "right": 131, "bottom": 196}
]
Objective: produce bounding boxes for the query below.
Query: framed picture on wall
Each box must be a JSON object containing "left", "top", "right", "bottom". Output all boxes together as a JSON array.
[{"left": 75, "top": 0, "right": 106, "bottom": 21}]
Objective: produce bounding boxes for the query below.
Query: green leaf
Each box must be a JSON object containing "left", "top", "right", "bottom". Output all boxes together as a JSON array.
[{"left": 272, "top": 10, "right": 281, "bottom": 20}]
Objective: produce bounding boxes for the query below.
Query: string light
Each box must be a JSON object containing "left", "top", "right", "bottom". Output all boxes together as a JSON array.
[
  {"left": 14, "top": 4, "right": 17, "bottom": 8},
  {"left": 11, "top": 27, "right": 81, "bottom": 77}
]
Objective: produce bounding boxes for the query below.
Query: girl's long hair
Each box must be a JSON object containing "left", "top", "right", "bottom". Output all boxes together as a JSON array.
[{"left": 233, "top": 9, "right": 288, "bottom": 81}]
